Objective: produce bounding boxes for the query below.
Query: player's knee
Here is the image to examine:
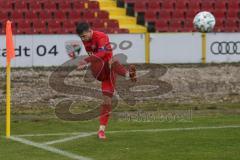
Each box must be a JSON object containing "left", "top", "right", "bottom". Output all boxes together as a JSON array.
[{"left": 103, "top": 95, "right": 112, "bottom": 105}]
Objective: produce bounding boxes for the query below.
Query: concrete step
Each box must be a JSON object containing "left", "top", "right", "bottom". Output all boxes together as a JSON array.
[
  {"left": 101, "top": 7, "right": 126, "bottom": 16},
  {"left": 110, "top": 16, "right": 136, "bottom": 24},
  {"left": 98, "top": 0, "right": 147, "bottom": 33},
  {"left": 120, "top": 25, "right": 147, "bottom": 33},
  {"left": 98, "top": 0, "right": 116, "bottom": 7}
]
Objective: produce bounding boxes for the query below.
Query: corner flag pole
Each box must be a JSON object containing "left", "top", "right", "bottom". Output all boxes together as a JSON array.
[
  {"left": 6, "top": 20, "right": 15, "bottom": 139},
  {"left": 6, "top": 57, "right": 11, "bottom": 138}
]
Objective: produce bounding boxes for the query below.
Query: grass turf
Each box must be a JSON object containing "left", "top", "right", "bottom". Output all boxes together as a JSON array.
[{"left": 0, "top": 114, "right": 240, "bottom": 160}]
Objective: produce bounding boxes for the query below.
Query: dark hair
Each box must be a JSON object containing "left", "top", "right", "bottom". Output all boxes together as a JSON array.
[{"left": 76, "top": 22, "right": 91, "bottom": 35}]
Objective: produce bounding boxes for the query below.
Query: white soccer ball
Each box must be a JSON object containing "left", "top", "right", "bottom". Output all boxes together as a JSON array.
[{"left": 193, "top": 11, "right": 216, "bottom": 32}]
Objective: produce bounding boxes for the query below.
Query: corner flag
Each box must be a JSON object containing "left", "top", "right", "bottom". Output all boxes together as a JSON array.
[{"left": 6, "top": 20, "right": 15, "bottom": 138}]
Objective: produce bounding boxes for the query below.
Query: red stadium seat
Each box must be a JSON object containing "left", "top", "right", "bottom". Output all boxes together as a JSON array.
[
  {"left": 16, "top": 20, "right": 32, "bottom": 34},
  {"left": 161, "top": 1, "right": 174, "bottom": 10},
  {"left": 115, "top": 29, "right": 124, "bottom": 34},
  {"left": 181, "top": 27, "right": 193, "bottom": 32},
  {"left": 68, "top": 10, "right": 81, "bottom": 21},
  {"left": 87, "top": 1, "right": 99, "bottom": 10},
  {"left": 11, "top": 11, "right": 24, "bottom": 21},
  {"left": 104, "top": 28, "right": 116, "bottom": 33},
  {"left": 185, "top": 10, "right": 198, "bottom": 21},
  {"left": 224, "top": 19, "right": 238, "bottom": 29},
  {"left": 92, "top": 20, "right": 105, "bottom": 29},
  {"left": 124, "top": 0, "right": 137, "bottom": 4},
  {"left": 224, "top": 26, "right": 238, "bottom": 32},
  {"left": 3, "top": 0, "right": 238, "bottom": 34},
  {"left": 47, "top": 20, "right": 62, "bottom": 34},
  {"left": 175, "top": 1, "right": 187, "bottom": 10},
  {"left": 169, "top": 20, "right": 183, "bottom": 32},
  {"left": 158, "top": 10, "right": 171, "bottom": 20},
  {"left": 214, "top": 19, "right": 224, "bottom": 32},
  {"left": 53, "top": 11, "right": 66, "bottom": 20},
  {"left": 147, "top": 1, "right": 160, "bottom": 11},
  {"left": 144, "top": 11, "right": 157, "bottom": 23},
  {"left": 213, "top": 1, "right": 226, "bottom": 10},
  {"left": 11, "top": 23, "right": 18, "bottom": 34},
  {"left": 155, "top": 20, "right": 169, "bottom": 32},
  {"left": 109, "top": 28, "right": 120, "bottom": 34},
  {"left": 200, "top": 1, "right": 214, "bottom": 11},
  {"left": 223, "top": 20, "right": 239, "bottom": 32},
  {"left": 101, "top": 28, "right": 110, "bottom": 33},
  {"left": 43, "top": 2, "right": 57, "bottom": 11},
  {"left": 183, "top": 20, "right": 194, "bottom": 32},
  {"left": 25, "top": 11, "right": 38, "bottom": 20},
  {"left": 0, "top": 1, "right": 13, "bottom": 11},
  {"left": 72, "top": 1, "right": 85, "bottom": 10},
  {"left": 97, "top": 10, "right": 109, "bottom": 20},
  {"left": 0, "top": 21, "right": 4, "bottom": 34},
  {"left": 70, "top": 0, "right": 88, "bottom": 2},
  {"left": 227, "top": 0, "right": 239, "bottom": 10},
  {"left": 82, "top": 10, "right": 96, "bottom": 20},
  {"left": 226, "top": 10, "right": 238, "bottom": 19},
  {"left": 62, "top": 21, "right": 76, "bottom": 34},
  {"left": 188, "top": 1, "right": 200, "bottom": 10},
  {"left": 15, "top": 1, "right": 28, "bottom": 11},
  {"left": 39, "top": 11, "right": 52, "bottom": 20},
  {"left": 57, "top": 1, "right": 72, "bottom": 11},
  {"left": 134, "top": 2, "right": 147, "bottom": 13},
  {"left": 118, "top": 28, "right": 129, "bottom": 33},
  {"left": 0, "top": 11, "right": 9, "bottom": 21},
  {"left": 172, "top": 10, "right": 185, "bottom": 20},
  {"left": 75, "top": 19, "right": 90, "bottom": 26},
  {"left": 29, "top": 1, "right": 42, "bottom": 11},
  {"left": 32, "top": 20, "right": 47, "bottom": 34},
  {"left": 106, "top": 19, "right": 119, "bottom": 28},
  {"left": 212, "top": 10, "right": 226, "bottom": 20}
]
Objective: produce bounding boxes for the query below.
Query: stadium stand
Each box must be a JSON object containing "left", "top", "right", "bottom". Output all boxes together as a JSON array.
[
  {"left": 1, "top": 0, "right": 239, "bottom": 34},
  {"left": 98, "top": 0, "right": 146, "bottom": 33},
  {"left": 0, "top": 0, "right": 130, "bottom": 34},
  {"left": 119, "top": 0, "right": 240, "bottom": 32}
]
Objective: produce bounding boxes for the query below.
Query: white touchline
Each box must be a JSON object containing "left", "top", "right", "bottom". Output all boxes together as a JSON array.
[
  {"left": 108, "top": 125, "right": 240, "bottom": 134},
  {"left": 42, "top": 125, "right": 240, "bottom": 145},
  {"left": 10, "top": 136, "right": 93, "bottom": 160}
]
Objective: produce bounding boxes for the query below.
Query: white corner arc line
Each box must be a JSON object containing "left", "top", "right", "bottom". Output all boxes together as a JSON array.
[{"left": 10, "top": 136, "right": 93, "bottom": 160}]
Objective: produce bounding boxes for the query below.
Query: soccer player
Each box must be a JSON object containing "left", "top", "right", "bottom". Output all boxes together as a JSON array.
[{"left": 75, "top": 22, "right": 137, "bottom": 139}]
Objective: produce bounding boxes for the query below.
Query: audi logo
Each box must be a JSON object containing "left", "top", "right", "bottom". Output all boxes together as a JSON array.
[{"left": 210, "top": 41, "right": 240, "bottom": 55}]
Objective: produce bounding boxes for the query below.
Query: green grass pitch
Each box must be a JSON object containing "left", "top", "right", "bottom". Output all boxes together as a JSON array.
[{"left": 0, "top": 114, "right": 240, "bottom": 160}]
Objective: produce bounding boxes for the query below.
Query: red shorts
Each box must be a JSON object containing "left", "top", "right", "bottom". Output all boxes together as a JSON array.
[{"left": 90, "top": 61, "right": 116, "bottom": 97}]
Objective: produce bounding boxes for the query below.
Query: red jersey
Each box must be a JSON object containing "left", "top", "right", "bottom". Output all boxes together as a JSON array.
[
  {"left": 83, "top": 31, "right": 112, "bottom": 63},
  {"left": 83, "top": 31, "right": 113, "bottom": 81}
]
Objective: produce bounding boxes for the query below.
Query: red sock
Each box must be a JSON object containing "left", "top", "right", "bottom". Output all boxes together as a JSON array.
[{"left": 99, "top": 104, "right": 112, "bottom": 125}]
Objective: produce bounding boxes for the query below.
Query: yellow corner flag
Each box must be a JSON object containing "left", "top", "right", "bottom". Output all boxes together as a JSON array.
[{"left": 6, "top": 20, "right": 15, "bottom": 138}]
